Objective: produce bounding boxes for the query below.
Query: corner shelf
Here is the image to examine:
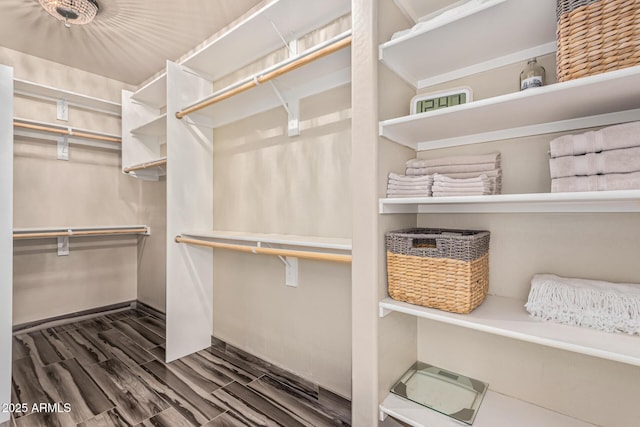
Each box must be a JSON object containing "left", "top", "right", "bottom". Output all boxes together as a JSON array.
[
  {"left": 379, "top": 190, "right": 640, "bottom": 214},
  {"left": 379, "top": 296, "right": 640, "bottom": 367},
  {"left": 380, "top": 390, "right": 596, "bottom": 427},
  {"left": 180, "top": 0, "right": 351, "bottom": 81},
  {"left": 379, "top": 0, "right": 556, "bottom": 88},
  {"left": 14, "top": 78, "right": 121, "bottom": 117},
  {"left": 379, "top": 66, "right": 640, "bottom": 151}
]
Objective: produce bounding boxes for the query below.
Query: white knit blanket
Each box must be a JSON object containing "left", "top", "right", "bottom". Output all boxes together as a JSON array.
[{"left": 525, "top": 274, "right": 640, "bottom": 335}]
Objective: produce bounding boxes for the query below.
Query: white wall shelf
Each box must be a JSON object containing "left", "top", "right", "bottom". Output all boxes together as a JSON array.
[
  {"left": 130, "top": 113, "right": 167, "bottom": 137},
  {"left": 379, "top": 0, "right": 557, "bottom": 89},
  {"left": 379, "top": 66, "right": 640, "bottom": 151},
  {"left": 380, "top": 390, "right": 596, "bottom": 427},
  {"left": 181, "top": 0, "right": 350, "bottom": 81},
  {"left": 14, "top": 78, "right": 121, "bottom": 117},
  {"left": 181, "top": 230, "right": 352, "bottom": 254},
  {"left": 178, "top": 31, "right": 352, "bottom": 129},
  {"left": 379, "top": 296, "right": 640, "bottom": 367},
  {"left": 379, "top": 190, "right": 640, "bottom": 214},
  {"left": 131, "top": 73, "right": 167, "bottom": 109}
]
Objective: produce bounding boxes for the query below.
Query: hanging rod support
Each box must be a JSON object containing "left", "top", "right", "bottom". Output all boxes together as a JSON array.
[
  {"left": 268, "top": 19, "right": 296, "bottom": 56},
  {"left": 268, "top": 81, "right": 300, "bottom": 137}
]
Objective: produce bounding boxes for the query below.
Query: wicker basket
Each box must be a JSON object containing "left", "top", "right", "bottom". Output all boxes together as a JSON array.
[
  {"left": 386, "top": 228, "right": 490, "bottom": 314},
  {"left": 556, "top": 0, "right": 640, "bottom": 82}
]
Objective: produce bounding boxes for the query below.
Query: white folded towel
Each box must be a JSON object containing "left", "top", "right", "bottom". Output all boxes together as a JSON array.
[
  {"left": 407, "top": 162, "right": 498, "bottom": 176},
  {"left": 433, "top": 173, "right": 489, "bottom": 185},
  {"left": 438, "top": 169, "right": 501, "bottom": 179},
  {"left": 432, "top": 190, "right": 491, "bottom": 197},
  {"left": 406, "top": 152, "right": 500, "bottom": 168},
  {"left": 387, "top": 184, "right": 432, "bottom": 190},
  {"left": 550, "top": 121, "right": 640, "bottom": 158},
  {"left": 388, "top": 172, "right": 433, "bottom": 183},
  {"left": 551, "top": 171, "right": 640, "bottom": 192},
  {"left": 387, "top": 191, "right": 431, "bottom": 198},
  {"left": 549, "top": 146, "right": 640, "bottom": 178},
  {"left": 526, "top": 274, "right": 640, "bottom": 335}
]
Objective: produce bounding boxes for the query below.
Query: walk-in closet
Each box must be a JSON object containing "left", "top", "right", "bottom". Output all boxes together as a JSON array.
[{"left": 1, "top": 0, "right": 640, "bottom": 426}]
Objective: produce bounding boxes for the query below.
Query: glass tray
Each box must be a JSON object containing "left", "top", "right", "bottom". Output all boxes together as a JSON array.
[{"left": 390, "top": 361, "right": 488, "bottom": 425}]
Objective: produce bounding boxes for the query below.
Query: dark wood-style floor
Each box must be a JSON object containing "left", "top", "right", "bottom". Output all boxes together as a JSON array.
[{"left": 10, "top": 309, "right": 351, "bottom": 427}]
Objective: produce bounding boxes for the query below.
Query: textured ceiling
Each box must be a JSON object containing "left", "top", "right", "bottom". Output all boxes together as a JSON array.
[{"left": 0, "top": 0, "right": 262, "bottom": 85}]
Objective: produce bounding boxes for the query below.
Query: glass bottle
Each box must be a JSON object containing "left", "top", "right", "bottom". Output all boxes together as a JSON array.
[{"left": 519, "top": 58, "right": 546, "bottom": 91}]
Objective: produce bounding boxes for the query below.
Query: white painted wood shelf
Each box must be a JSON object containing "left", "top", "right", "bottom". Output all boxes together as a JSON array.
[
  {"left": 180, "top": 230, "right": 351, "bottom": 254},
  {"left": 379, "top": 190, "right": 640, "bottom": 214},
  {"left": 131, "top": 73, "right": 167, "bottom": 109},
  {"left": 179, "top": 31, "right": 351, "bottom": 128},
  {"left": 130, "top": 113, "right": 167, "bottom": 137},
  {"left": 379, "top": 296, "right": 640, "bottom": 367},
  {"left": 181, "top": 0, "right": 350, "bottom": 81},
  {"left": 380, "top": 390, "right": 596, "bottom": 427},
  {"left": 379, "top": 0, "right": 557, "bottom": 89},
  {"left": 14, "top": 78, "right": 121, "bottom": 116},
  {"left": 379, "top": 66, "right": 640, "bottom": 151}
]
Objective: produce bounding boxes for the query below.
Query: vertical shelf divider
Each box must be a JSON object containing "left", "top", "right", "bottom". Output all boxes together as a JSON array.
[{"left": 165, "top": 60, "right": 214, "bottom": 362}]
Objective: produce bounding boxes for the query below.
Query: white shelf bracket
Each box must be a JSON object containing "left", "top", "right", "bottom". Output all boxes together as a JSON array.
[
  {"left": 268, "top": 81, "right": 300, "bottom": 137},
  {"left": 277, "top": 256, "right": 298, "bottom": 287},
  {"left": 57, "top": 135, "right": 69, "bottom": 161},
  {"left": 56, "top": 99, "right": 69, "bottom": 121},
  {"left": 379, "top": 408, "right": 388, "bottom": 422},
  {"left": 268, "top": 19, "right": 297, "bottom": 57},
  {"left": 379, "top": 304, "right": 393, "bottom": 318},
  {"left": 57, "top": 235, "right": 69, "bottom": 256}
]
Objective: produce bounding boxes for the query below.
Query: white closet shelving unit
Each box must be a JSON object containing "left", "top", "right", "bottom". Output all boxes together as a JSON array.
[
  {"left": 376, "top": 0, "right": 640, "bottom": 426},
  {"left": 13, "top": 79, "right": 122, "bottom": 151},
  {"left": 121, "top": 0, "right": 352, "bottom": 361},
  {"left": 122, "top": 0, "right": 351, "bottom": 177},
  {"left": 121, "top": 88, "right": 167, "bottom": 180},
  {"left": 13, "top": 78, "right": 121, "bottom": 117}
]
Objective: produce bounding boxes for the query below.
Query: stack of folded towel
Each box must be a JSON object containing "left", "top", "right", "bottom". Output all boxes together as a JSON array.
[
  {"left": 386, "top": 172, "right": 434, "bottom": 198},
  {"left": 432, "top": 173, "right": 492, "bottom": 197},
  {"left": 405, "top": 152, "right": 501, "bottom": 197},
  {"left": 549, "top": 121, "right": 640, "bottom": 192}
]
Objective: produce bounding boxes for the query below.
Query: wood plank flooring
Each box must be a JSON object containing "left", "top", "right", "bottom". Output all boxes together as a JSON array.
[{"left": 11, "top": 309, "right": 351, "bottom": 427}]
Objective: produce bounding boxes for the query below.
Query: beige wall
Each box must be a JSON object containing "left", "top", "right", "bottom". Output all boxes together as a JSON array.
[
  {"left": 1, "top": 47, "right": 146, "bottom": 324},
  {"left": 212, "top": 77, "right": 352, "bottom": 395}
]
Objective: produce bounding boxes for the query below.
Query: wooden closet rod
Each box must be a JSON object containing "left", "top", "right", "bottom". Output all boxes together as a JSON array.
[
  {"left": 124, "top": 158, "right": 167, "bottom": 173},
  {"left": 175, "top": 34, "right": 352, "bottom": 119},
  {"left": 175, "top": 236, "right": 352, "bottom": 263},
  {"left": 14, "top": 121, "right": 122, "bottom": 144},
  {"left": 14, "top": 227, "right": 149, "bottom": 239}
]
